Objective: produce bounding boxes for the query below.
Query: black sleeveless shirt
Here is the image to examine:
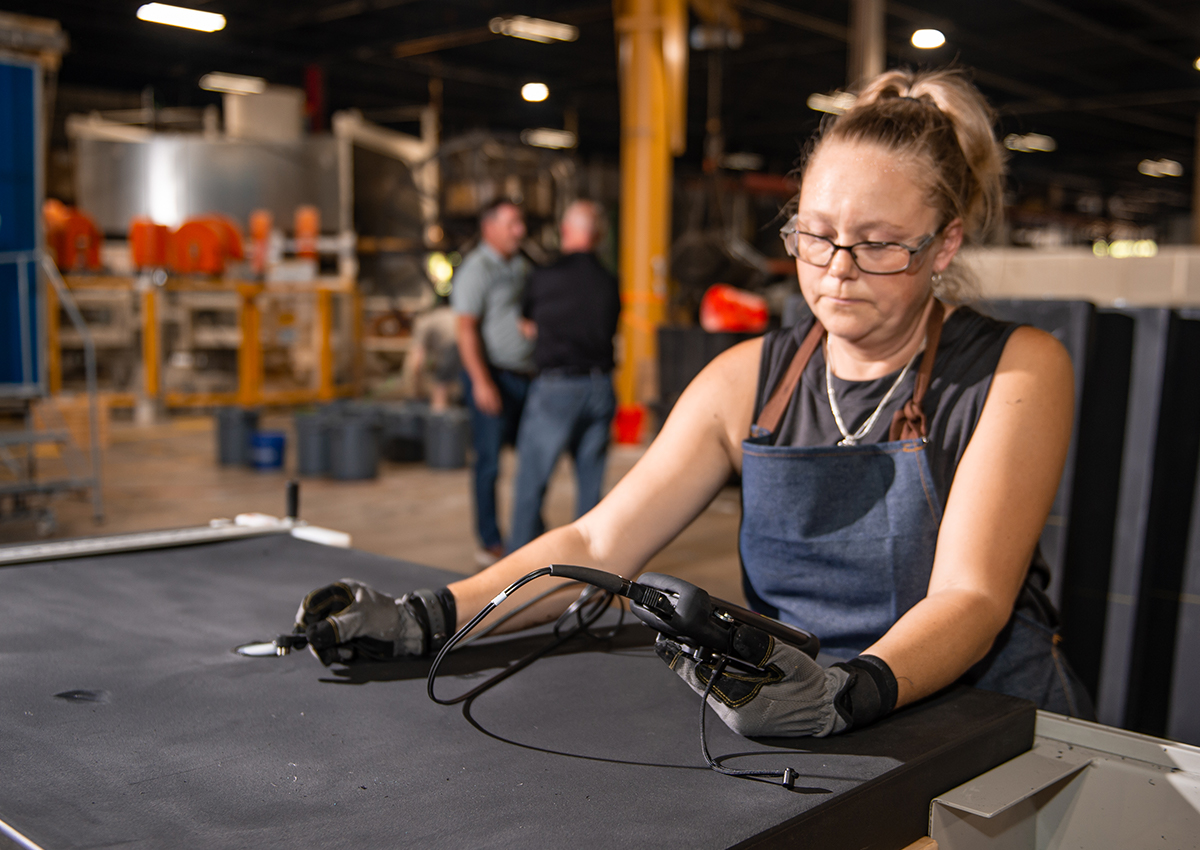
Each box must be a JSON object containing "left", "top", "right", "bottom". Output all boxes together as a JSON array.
[
  {"left": 748, "top": 306, "right": 1091, "bottom": 710},
  {"left": 751, "top": 306, "right": 1019, "bottom": 510}
]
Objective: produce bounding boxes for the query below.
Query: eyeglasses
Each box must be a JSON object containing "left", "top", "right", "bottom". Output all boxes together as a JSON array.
[{"left": 779, "top": 224, "right": 939, "bottom": 275}]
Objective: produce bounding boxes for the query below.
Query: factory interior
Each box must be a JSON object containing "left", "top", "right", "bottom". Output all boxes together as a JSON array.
[{"left": 3, "top": 1, "right": 1200, "bottom": 848}]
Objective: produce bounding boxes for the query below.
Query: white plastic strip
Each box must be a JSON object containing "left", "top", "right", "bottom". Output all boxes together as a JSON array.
[
  {"left": 0, "top": 524, "right": 288, "bottom": 566},
  {"left": 0, "top": 816, "right": 48, "bottom": 850}
]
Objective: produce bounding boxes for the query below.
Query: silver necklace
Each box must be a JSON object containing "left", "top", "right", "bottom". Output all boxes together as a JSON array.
[{"left": 824, "top": 336, "right": 917, "bottom": 446}]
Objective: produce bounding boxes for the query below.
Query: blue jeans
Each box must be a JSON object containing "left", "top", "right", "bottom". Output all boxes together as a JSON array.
[
  {"left": 509, "top": 372, "right": 616, "bottom": 549},
  {"left": 463, "top": 367, "right": 531, "bottom": 549}
]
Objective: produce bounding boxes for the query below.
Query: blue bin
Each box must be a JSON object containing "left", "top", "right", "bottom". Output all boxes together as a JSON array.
[{"left": 249, "top": 431, "right": 286, "bottom": 471}]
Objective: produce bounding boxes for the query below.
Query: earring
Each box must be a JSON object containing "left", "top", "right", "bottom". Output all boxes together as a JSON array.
[{"left": 932, "top": 272, "right": 943, "bottom": 283}]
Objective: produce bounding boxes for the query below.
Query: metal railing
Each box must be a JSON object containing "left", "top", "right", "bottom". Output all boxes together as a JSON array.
[{"left": 0, "top": 249, "right": 104, "bottom": 522}]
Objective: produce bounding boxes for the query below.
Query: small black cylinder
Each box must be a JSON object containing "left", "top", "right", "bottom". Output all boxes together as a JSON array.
[{"left": 286, "top": 480, "right": 299, "bottom": 520}]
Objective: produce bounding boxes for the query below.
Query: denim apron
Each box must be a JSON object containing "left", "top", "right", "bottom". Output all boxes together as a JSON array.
[{"left": 739, "top": 302, "right": 1093, "bottom": 717}]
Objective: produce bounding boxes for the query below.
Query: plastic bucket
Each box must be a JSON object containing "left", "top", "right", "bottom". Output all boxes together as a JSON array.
[
  {"left": 294, "top": 413, "right": 330, "bottom": 476},
  {"left": 424, "top": 408, "right": 468, "bottom": 469},
  {"left": 215, "top": 407, "right": 259, "bottom": 466},
  {"left": 328, "top": 417, "right": 381, "bottom": 480},
  {"left": 612, "top": 404, "right": 644, "bottom": 445},
  {"left": 249, "top": 431, "right": 286, "bottom": 471},
  {"left": 381, "top": 401, "right": 428, "bottom": 463}
]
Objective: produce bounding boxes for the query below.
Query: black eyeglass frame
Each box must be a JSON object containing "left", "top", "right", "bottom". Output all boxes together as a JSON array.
[{"left": 779, "top": 225, "right": 942, "bottom": 275}]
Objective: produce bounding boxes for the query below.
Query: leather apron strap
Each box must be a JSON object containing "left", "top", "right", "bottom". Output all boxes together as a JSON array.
[{"left": 754, "top": 299, "right": 946, "bottom": 439}]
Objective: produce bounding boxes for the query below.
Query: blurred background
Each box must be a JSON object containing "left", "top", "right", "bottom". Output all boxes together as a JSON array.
[{"left": 2, "top": 0, "right": 1200, "bottom": 743}]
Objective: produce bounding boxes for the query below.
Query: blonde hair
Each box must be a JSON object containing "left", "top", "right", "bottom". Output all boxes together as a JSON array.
[{"left": 799, "top": 68, "right": 1006, "bottom": 300}]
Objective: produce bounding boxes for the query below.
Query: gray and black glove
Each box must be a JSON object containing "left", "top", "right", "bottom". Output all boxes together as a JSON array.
[
  {"left": 656, "top": 626, "right": 897, "bottom": 737},
  {"left": 294, "top": 579, "right": 456, "bottom": 666}
]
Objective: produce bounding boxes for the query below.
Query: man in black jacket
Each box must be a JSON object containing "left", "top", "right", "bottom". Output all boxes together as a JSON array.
[{"left": 509, "top": 201, "right": 620, "bottom": 549}]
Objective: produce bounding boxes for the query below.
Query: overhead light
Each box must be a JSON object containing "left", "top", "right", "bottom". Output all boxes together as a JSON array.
[
  {"left": 520, "top": 128, "right": 577, "bottom": 149},
  {"left": 1094, "top": 239, "right": 1157, "bottom": 258},
  {"left": 426, "top": 252, "right": 454, "bottom": 295},
  {"left": 1004, "top": 133, "right": 1057, "bottom": 153},
  {"left": 136, "top": 3, "right": 226, "bottom": 33},
  {"left": 521, "top": 82, "right": 549, "bottom": 103},
  {"left": 911, "top": 29, "right": 945, "bottom": 49},
  {"left": 1138, "top": 158, "right": 1183, "bottom": 177},
  {"left": 489, "top": 16, "right": 578, "bottom": 44},
  {"left": 806, "top": 91, "right": 857, "bottom": 115},
  {"left": 199, "top": 72, "right": 266, "bottom": 95},
  {"left": 1194, "top": 57, "right": 1200, "bottom": 71},
  {"left": 720, "top": 152, "right": 763, "bottom": 171},
  {"left": 690, "top": 25, "right": 743, "bottom": 51}
]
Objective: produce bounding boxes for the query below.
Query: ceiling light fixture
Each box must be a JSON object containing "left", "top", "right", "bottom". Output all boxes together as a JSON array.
[
  {"left": 720, "top": 152, "right": 764, "bottom": 171},
  {"left": 1138, "top": 158, "right": 1183, "bottom": 178},
  {"left": 136, "top": 3, "right": 226, "bottom": 33},
  {"left": 806, "top": 91, "right": 857, "bottom": 115},
  {"left": 521, "top": 82, "right": 549, "bottom": 103},
  {"left": 199, "top": 72, "right": 266, "bottom": 95},
  {"left": 1004, "top": 133, "right": 1057, "bottom": 153},
  {"left": 1194, "top": 57, "right": 1200, "bottom": 71},
  {"left": 911, "top": 29, "right": 945, "bottom": 49},
  {"left": 1095, "top": 239, "right": 1158, "bottom": 258},
  {"left": 490, "top": 16, "right": 578, "bottom": 44},
  {"left": 520, "top": 128, "right": 577, "bottom": 149}
]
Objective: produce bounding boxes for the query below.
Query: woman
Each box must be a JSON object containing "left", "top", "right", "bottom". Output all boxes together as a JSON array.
[{"left": 298, "top": 68, "right": 1094, "bottom": 737}]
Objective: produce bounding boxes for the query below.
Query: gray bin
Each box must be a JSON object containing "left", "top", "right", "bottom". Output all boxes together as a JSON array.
[
  {"left": 381, "top": 401, "right": 428, "bottom": 463},
  {"left": 294, "top": 413, "right": 331, "bottom": 477},
  {"left": 328, "top": 417, "right": 381, "bottom": 480},
  {"left": 425, "top": 408, "right": 468, "bottom": 469},
  {"left": 215, "top": 407, "right": 259, "bottom": 466}
]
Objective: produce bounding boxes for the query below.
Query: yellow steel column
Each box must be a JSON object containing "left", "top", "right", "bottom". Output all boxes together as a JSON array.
[
  {"left": 316, "top": 289, "right": 335, "bottom": 401},
  {"left": 613, "top": 0, "right": 685, "bottom": 442},
  {"left": 351, "top": 289, "right": 363, "bottom": 396},
  {"left": 45, "top": 280, "right": 61, "bottom": 394},
  {"left": 237, "top": 284, "right": 262, "bottom": 407},
  {"left": 141, "top": 288, "right": 159, "bottom": 400}
]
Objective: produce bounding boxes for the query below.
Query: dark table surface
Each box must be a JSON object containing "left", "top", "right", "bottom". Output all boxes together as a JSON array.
[{"left": 0, "top": 534, "right": 1034, "bottom": 849}]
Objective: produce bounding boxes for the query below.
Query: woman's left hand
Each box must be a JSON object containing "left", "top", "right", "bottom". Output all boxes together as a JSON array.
[{"left": 656, "top": 629, "right": 893, "bottom": 737}]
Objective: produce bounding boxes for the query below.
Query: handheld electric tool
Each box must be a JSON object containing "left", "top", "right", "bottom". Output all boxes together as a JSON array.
[{"left": 543, "top": 565, "right": 819, "bottom": 667}]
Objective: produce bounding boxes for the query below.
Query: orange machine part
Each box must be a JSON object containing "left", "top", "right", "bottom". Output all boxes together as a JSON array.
[
  {"left": 698, "top": 284, "right": 769, "bottom": 334},
  {"left": 197, "top": 214, "right": 245, "bottom": 261},
  {"left": 168, "top": 220, "right": 225, "bottom": 275},
  {"left": 43, "top": 199, "right": 71, "bottom": 233},
  {"left": 294, "top": 205, "right": 319, "bottom": 260},
  {"left": 43, "top": 200, "right": 69, "bottom": 265},
  {"left": 48, "top": 208, "right": 103, "bottom": 272},
  {"left": 249, "top": 209, "right": 273, "bottom": 275},
  {"left": 129, "top": 218, "right": 171, "bottom": 268}
]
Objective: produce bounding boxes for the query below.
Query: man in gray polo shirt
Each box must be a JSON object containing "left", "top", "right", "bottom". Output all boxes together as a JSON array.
[{"left": 452, "top": 199, "right": 535, "bottom": 565}]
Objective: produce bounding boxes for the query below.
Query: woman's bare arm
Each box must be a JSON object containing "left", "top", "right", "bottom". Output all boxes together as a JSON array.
[
  {"left": 445, "top": 338, "right": 764, "bottom": 631},
  {"left": 864, "top": 326, "right": 1075, "bottom": 706}
]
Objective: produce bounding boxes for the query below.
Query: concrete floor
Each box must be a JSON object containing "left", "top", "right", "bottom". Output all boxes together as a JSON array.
[{"left": 3, "top": 414, "right": 747, "bottom": 604}]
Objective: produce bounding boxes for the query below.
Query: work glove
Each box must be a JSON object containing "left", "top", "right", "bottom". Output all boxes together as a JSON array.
[
  {"left": 655, "top": 627, "right": 897, "bottom": 738},
  {"left": 294, "top": 579, "right": 455, "bottom": 666}
]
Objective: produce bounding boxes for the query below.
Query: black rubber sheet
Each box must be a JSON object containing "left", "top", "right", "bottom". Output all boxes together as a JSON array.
[{"left": 0, "top": 535, "right": 1033, "bottom": 849}]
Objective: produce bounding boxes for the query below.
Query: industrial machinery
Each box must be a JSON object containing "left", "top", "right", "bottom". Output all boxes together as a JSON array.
[{"left": 43, "top": 53, "right": 613, "bottom": 407}]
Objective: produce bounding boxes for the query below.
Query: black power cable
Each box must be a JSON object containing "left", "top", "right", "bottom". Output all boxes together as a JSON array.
[
  {"left": 427, "top": 568, "right": 616, "bottom": 706},
  {"left": 698, "top": 656, "right": 799, "bottom": 790},
  {"left": 427, "top": 565, "right": 805, "bottom": 790}
]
